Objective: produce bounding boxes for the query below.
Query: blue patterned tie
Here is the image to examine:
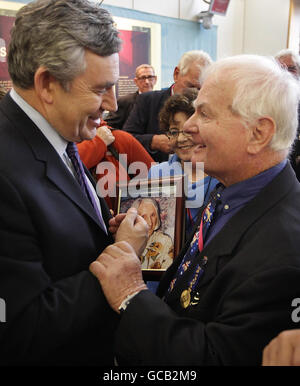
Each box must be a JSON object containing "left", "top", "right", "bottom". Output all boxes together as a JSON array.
[
  {"left": 168, "top": 185, "right": 223, "bottom": 293},
  {"left": 66, "top": 142, "right": 107, "bottom": 233}
]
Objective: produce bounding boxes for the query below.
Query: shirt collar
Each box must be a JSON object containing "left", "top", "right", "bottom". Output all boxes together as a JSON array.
[
  {"left": 216, "top": 160, "right": 287, "bottom": 214},
  {"left": 10, "top": 88, "right": 68, "bottom": 158}
]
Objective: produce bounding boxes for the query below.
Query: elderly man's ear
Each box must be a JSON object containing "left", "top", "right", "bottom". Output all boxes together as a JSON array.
[{"left": 247, "top": 117, "right": 275, "bottom": 155}]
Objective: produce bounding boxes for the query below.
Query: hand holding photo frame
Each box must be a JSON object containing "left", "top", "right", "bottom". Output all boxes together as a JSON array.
[{"left": 115, "top": 176, "right": 185, "bottom": 280}]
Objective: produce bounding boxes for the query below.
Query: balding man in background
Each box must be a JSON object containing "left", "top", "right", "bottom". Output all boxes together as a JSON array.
[
  {"left": 105, "top": 64, "right": 157, "bottom": 130},
  {"left": 123, "top": 50, "right": 213, "bottom": 162}
]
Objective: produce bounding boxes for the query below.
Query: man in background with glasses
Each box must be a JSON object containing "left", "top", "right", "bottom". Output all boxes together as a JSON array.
[
  {"left": 123, "top": 50, "right": 213, "bottom": 163},
  {"left": 105, "top": 64, "right": 157, "bottom": 130}
]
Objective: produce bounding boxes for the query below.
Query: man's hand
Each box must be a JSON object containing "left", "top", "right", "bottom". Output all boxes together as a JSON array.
[
  {"left": 262, "top": 330, "right": 300, "bottom": 366},
  {"left": 108, "top": 213, "right": 127, "bottom": 236},
  {"left": 97, "top": 125, "right": 115, "bottom": 146},
  {"left": 89, "top": 241, "right": 148, "bottom": 312},
  {"left": 151, "top": 134, "right": 172, "bottom": 153},
  {"left": 115, "top": 207, "right": 149, "bottom": 256}
]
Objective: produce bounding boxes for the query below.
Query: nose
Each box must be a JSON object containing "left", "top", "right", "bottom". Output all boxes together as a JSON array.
[
  {"left": 102, "top": 88, "right": 118, "bottom": 112},
  {"left": 183, "top": 113, "right": 198, "bottom": 135}
]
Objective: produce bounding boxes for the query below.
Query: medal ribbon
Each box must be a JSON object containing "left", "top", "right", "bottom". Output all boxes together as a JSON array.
[{"left": 167, "top": 185, "right": 224, "bottom": 305}]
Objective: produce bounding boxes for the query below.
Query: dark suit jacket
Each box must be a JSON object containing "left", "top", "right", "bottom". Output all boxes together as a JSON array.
[
  {"left": 105, "top": 91, "right": 139, "bottom": 130},
  {"left": 115, "top": 163, "right": 300, "bottom": 365},
  {"left": 123, "top": 87, "right": 172, "bottom": 163},
  {"left": 0, "top": 94, "right": 118, "bottom": 365}
]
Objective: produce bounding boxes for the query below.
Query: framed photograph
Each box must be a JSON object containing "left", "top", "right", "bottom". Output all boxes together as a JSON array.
[{"left": 115, "top": 176, "right": 185, "bottom": 280}]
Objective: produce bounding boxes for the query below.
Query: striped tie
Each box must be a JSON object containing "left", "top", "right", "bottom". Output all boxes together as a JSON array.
[{"left": 66, "top": 142, "right": 107, "bottom": 233}]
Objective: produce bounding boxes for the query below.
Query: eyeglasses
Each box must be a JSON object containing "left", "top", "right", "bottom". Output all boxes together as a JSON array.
[
  {"left": 166, "top": 129, "right": 191, "bottom": 139},
  {"left": 137, "top": 75, "right": 156, "bottom": 81}
]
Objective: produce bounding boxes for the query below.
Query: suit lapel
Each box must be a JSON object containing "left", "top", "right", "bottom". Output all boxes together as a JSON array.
[{"left": 1, "top": 94, "right": 108, "bottom": 231}]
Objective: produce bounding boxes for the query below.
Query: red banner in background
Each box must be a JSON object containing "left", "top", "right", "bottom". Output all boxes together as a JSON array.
[{"left": 117, "top": 28, "right": 150, "bottom": 98}]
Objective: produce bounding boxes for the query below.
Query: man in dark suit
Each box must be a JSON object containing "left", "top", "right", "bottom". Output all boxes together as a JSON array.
[
  {"left": 123, "top": 50, "right": 213, "bottom": 163},
  {"left": 90, "top": 54, "right": 300, "bottom": 365},
  {"left": 0, "top": 0, "right": 147, "bottom": 366},
  {"left": 105, "top": 64, "right": 157, "bottom": 129}
]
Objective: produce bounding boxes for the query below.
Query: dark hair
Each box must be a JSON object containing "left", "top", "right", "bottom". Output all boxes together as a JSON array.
[
  {"left": 8, "top": 0, "right": 122, "bottom": 90},
  {"left": 159, "top": 88, "right": 198, "bottom": 131}
]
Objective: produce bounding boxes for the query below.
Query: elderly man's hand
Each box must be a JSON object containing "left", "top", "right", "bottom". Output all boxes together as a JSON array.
[
  {"left": 262, "top": 329, "right": 300, "bottom": 366},
  {"left": 89, "top": 241, "right": 148, "bottom": 312},
  {"left": 115, "top": 207, "right": 149, "bottom": 256}
]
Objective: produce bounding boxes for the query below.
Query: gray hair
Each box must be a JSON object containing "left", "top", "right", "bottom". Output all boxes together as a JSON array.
[
  {"left": 203, "top": 54, "right": 300, "bottom": 152},
  {"left": 177, "top": 50, "right": 213, "bottom": 76},
  {"left": 275, "top": 48, "right": 300, "bottom": 72},
  {"left": 8, "top": 0, "right": 122, "bottom": 90},
  {"left": 135, "top": 64, "right": 155, "bottom": 77}
]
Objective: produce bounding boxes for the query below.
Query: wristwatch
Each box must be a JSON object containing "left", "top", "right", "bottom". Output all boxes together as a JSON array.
[{"left": 118, "top": 291, "right": 140, "bottom": 314}]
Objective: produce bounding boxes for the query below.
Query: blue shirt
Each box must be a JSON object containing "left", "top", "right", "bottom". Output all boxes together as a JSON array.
[{"left": 205, "top": 160, "right": 287, "bottom": 247}]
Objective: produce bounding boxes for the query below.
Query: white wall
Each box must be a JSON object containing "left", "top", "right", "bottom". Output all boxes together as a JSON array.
[
  {"left": 243, "top": 0, "right": 290, "bottom": 56},
  {"left": 103, "top": 0, "right": 292, "bottom": 58},
  {"left": 288, "top": 0, "right": 300, "bottom": 52}
]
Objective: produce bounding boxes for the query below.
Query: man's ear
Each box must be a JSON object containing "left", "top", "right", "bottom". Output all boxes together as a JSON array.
[
  {"left": 247, "top": 117, "right": 275, "bottom": 155},
  {"left": 173, "top": 66, "right": 180, "bottom": 82},
  {"left": 34, "top": 67, "right": 56, "bottom": 104}
]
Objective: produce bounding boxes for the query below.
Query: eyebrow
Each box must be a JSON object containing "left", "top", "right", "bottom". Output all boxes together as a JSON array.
[
  {"left": 93, "top": 82, "right": 115, "bottom": 90},
  {"left": 193, "top": 101, "right": 207, "bottom": 110}
]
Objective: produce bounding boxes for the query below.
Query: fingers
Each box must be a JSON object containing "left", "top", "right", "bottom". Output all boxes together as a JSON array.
[
  {"left": 103, "top": 241, "right": 136, "bottom": 258},
  {"left": 123, "top": 208, "right": 148, "bottom": 231},
  {"left": 262, "top": 331, "right": 297, "bottom": 366},
  {"left": 135, "top": 214, "right": 149, "bottom": 228},
  {"left": 90, "top": 245, "right": 130, "bottom": 277},
  {"left": 293, "top": 345, "right": 300, "bottom": 366},
  {"left": 122, "top": 207, "right": 138, "bottom": 226},
  {"left": 89, "top": 260, "right": 105, "bottom": 279},
  {"left": 108, "top": 213, "right": 126, "bottom": 229}
]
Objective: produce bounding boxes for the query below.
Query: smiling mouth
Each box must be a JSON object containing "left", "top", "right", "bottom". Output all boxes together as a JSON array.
[
  {"left": 88, "top": 116, "right": 101, "bottom": 126},
  {"left": 177, "top": 145, "right": 193, "bottom": 150}
]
